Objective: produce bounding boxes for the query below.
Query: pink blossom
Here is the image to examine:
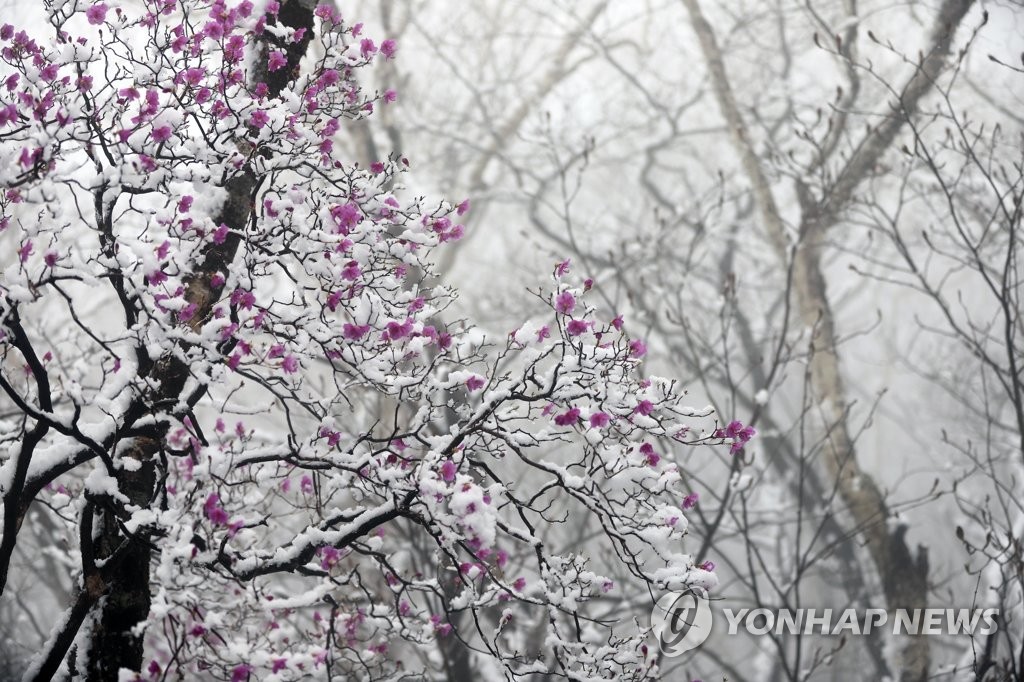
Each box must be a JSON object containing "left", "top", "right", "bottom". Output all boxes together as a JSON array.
[
  {"left": 589, "top": 412, "right": 610, "bottom": 429},
  {"left": 700, "top": 560, "right": 715, "bottom": 572},
  {"left": 683, "top": 492, "right": 699, "bottom": 510},
  {"left": 566, "top": 319, "right": 592, "bottom": 336},
  {"left": 212, "top": 223, "right": 229, "bottom": 244},
  {"left": 555, "top": 291, "right": 575, "bottom": 315},
  {"left": 465, "top": 375, "right": 485, "bottom": 392},
  {"left": 271, "top": 659, "right": 288, "bottom": 673},
  {"left": 440, "top": 460, "right": 457, "bottom": 482},
  {"left": 343, "top": 323, "right": 370, "bottom": 340},
  {"left": 85, "top": 3, "right": 108, "bottom": 25},
  {"left": 456, "top": 199, "right": 470, "bottom": 216},
  {"left": 383, "top": 88, "right": 397, "bottom": 103},
  {"left": 282, "top": 355, "right": 299, "bottom": 373},
  {"left": 231, "top": 664, "right": 252, "bottom": 682},
  {"left": 380, "top": 39, "right": 397, "bottom": 59},
  {"left": 555, "top": 258, "right": 571, "bottom": 277},
  {"left": 360, "top": 38, "right": 376, "bottom": 57},
  {"left": 267, "top": 50, "right": 287, "bottom": 72},
  {"left": 553, "top": 407, "right": 580, "bottom": 427},
  {"left": 640, "top": 443, "right": 659, "bottom": 467},
  {"left": 611, "top": 315, "right": 624, "bottom": 331},
  {"left": 203, "top": 494, "right": 229, "bottom": 526},
  {"left": 17, "top": 241, "right": 32, "bottom": 263},
  {"left": 248, "top": 109, "right": 269, "bottom": 128},
  {"left": 513, "top": 577, "right": 526, "bottom": 591},
  {"left": 634, "top": 400, "right": 654, "bottom": 416},
  {"left": 340, "top": 260, "right": 361, "bottom": 281}
]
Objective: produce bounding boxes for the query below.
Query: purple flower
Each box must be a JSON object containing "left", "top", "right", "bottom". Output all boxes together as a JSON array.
[
  {"left": 629, "top": 339, "right": 647, "bottom": 358},
  {"left": 203, "top": 494, "right": 229, "bottom": 526},
  {"left": 231, "top": 663, "right": 252, "bottom": 682},
  {"left": 640, "top": 443, "right": 660, "bottom": 467},
  {"left": 212, "top": 223, "right": 229, "bottom": 244},
  {"left": 343, "top": 323, "right": 370, "bottom": 340},
  {"left": 634, "top": 400, "right": 654, "bottom": 416},
  {"left": 555, "top": 291, "right": 576, "bottom": 315},
  {"left": 152, "top": 125, "right": 172, "bottom": 143},
  {"left": 725, "top": 420, "right": 744, "bottom": 439},
  {"left": 248, "top": 109, "right": 269, "bottom": 128},
  {"left": 555, "top": 258, "right": 571, "bottom": 277},
  {"left": 267, "top": 50, "right": 287, "bottom": 72},
  {"left": 440, "top": 460, "right": 457, "bottom": 482},
  {"left": 699, "top": 560, "right": 715, "bottom": 572},
  {"left": 85, "top": 3, "right": 108, "bottom": 25},
  {"left": 465, "top": 375, "right": 485, "bottom": 392},
  {"left": 281, "top": 355, "right": 299, "bottom": 373},
  {"left": 566, "top": 319, "right": 591, "bottom": 336},
  {"left": 360, "top": 38, "right": 377, "bottom": 57},
  {"left": 380, "top": 39, "right": 397, "bottom": 59},
  {"left": 683, "top": 492, "right": 699, "bottom": 510},
  {"left": 589, "top": 412, "right": 610, "bottom": 429},
  {"left": 553, "top": 407, "right": 580, "bottom": 427}
]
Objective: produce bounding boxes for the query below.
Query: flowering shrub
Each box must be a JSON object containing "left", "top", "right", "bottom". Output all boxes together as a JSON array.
[{"left": 0, "top": 1, "right": 741, "bottom": 679}]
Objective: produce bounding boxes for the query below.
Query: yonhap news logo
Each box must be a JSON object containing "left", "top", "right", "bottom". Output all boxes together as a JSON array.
[
  {"left": 650, "top": 588, "right": 1000, "bottom": 658},
  {"left": 650, "top": 586, "right": 714, "bottom": 656}
]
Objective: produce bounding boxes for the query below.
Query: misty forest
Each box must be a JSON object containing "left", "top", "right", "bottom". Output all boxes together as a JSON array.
[{"left": 0, "top": 0, "right": 1021, "bottom": 680}]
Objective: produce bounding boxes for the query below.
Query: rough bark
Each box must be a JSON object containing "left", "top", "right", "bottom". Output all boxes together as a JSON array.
[{"left": 81, "top": 3, "right": 317, "bottom": 678}]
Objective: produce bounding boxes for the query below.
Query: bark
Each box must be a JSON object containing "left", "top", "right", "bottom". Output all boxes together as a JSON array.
[
  {"left": 80, "top": 2, "right": 317, "bottom": 678},
  {"left": 679, "top": 0, "right": 974, "bottom": 679}
]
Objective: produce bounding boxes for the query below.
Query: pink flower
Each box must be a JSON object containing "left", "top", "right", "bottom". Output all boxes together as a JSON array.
[
  {"left": 360, "top": 38, "right": 376, "bottom": 57},
  {"left": 683, "top": 492, "right": 699, "bottom": 510},
  {"left": 383, "top": 88, "right": 397, "bottom": 103},
  {"left": 611, "top": 315, "right": 624, "bottom": 331},
  {"left": 465, "top": 375, "right": 485, "bottom": 392},
  {"left": 456, "top": 199, "right": 470, "bottom": 216},
  {"left": 700, "top": 560, "right": 715, "bottom": 572},
  {"left": 385, "top": 319, "right": 413, "bottom": 341},
  {"left": 271, "top": 658, "right": 288, "bottom": 673},
  {"left": 640, "top": 443, "right": 659, "bottom": 467},
  {"left": 380, "top": 39, "right": 397, "bottom": 59},
  {"left": 536, "top": 326, "right": 550, "bottom": 342},
  {"left": 281, "top": 355, "right": 299, "bottom": 373},
  {"left": 566, "top": 319, "right": 592, "bottom": 336},
  {"left": 553, "top": 407, "right": 580, "bottom": 427},
  {"left": 17, "top": 241, "right": 32, "bottom": 263},
  {"left": 343, "top": 323, "right": 370, "bottom": 340},
  {"left": 555, "top": 258, "right": 571, "bottom": 277},
  {"left": 212, "top": 223, "right": 229, "bottom": 244},
  {"left": 634, "top": 400, "right": 654, "bottom": 416},
  {"left": 629, "top": 339, "right": 647, "bottom": 358},
  {"left": 152, "top": 125, "right": 171, "bottom": 143},
  {"left": 267, "top": 50, "right": 287, "bottom": 72},
  {"left": 231, "top": 664, "right": 252, "bottom": 682},
  {"left": 85, "top": 3, "right": 108, "bottom": 25},
  {"left": 340, "top": 260, "right": 361, "bottom": 281},
  {"left": 248, "top": 109, "right": 269, "bottom": 128},
  {"left": 555, "top": 291, "right": 575, "bottom": 315},
  {"left": 588, "top": 412, "right": 610, "bottom": 429},
  {"left": 203, "top": 494, "right": 229, "bottom": 525},
  {"left": 512, "top": 577, "right": 526, "bottom": 591},
  {"left": 440, "top": 460, "right": 457, "bottom": 482}
]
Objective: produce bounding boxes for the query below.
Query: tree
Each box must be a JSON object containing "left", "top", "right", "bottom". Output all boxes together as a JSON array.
[
  {"left": 353, "top": 0, "right": 1012, "bottom": 679},
  {"left": 0, "top": 1, "right": 740, "bottom": 679}
]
